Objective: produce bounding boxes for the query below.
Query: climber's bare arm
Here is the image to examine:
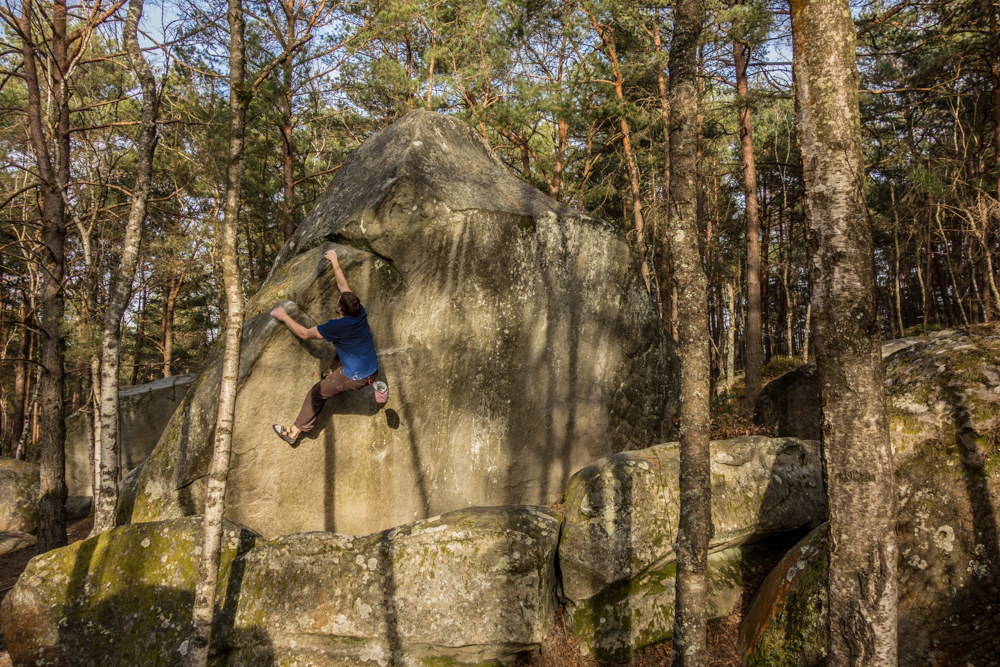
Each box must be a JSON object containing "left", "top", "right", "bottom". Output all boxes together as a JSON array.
[
  {"left": 324, "top": 249, "right": 351, "bottom": 294},
  {"left": 271, "top": 306, "right": 324, "bottom": 340}
]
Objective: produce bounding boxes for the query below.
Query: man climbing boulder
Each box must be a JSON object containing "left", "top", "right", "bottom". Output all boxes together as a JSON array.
[{"left": 270, "top": 248, "right": 379, "bottom": 444}]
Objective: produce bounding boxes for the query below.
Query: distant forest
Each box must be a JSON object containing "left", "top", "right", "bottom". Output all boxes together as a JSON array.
[{"left": 2, "top": 0, "right": 998, "bottom": 457}]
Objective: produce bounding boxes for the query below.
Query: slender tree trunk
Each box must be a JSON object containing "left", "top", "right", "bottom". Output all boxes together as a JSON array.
[
  {"left": 732, "top": 14, "right": 762, "bottom": 401},
  {"left": 131, "top": 285, "right": 147, "bottom": 386},
  {"left": 726, "top": 280, "right": 736, "bottom": 391},
  {"left": 92, "top": 0, "right": 159, "bottom": 534},
  {"left": 185, "top": 0, "right": 248, "bottom": 660},
  {"left": 668, "top": 0, "right": 709, "bottom": 663},
  {"left": 7, "top": 299, "right": 30, "bottom": 457},
  {"left": 21, "top": 0, "right": 69, "bottom": 553},
  {"left": 990, "top": 0, "right": 1000, "bottom": 201},
  {"left": 281, "top": 14, "right": 296, "bottom": 242},
  {"left": 791, "top": 1, "right": 898, "bottom": 664}
]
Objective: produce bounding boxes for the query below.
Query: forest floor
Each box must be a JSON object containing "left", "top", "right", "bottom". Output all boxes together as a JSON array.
[{"left": 0, "top": 374, "right": 784, "bottom": 666}]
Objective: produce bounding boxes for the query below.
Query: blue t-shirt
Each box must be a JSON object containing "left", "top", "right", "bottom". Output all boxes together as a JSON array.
[{"left": 317, "top": 304, "right": 378, "bottom": 380}]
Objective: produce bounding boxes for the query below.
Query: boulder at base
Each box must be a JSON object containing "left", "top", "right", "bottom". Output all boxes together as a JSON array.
[
  {"left": 558, "top": 436, "right": 825, "bottom": 658},
  {"left": 217, "top": 505, "right": 561, "bottom": 666},
  {"left": 130, "top": 109, "right": 677, "bottom": 538},
  {"left": 741, "top": 325, "right": 1000, "bottom": 666},
  {"left": 0, "top": 517, "right": 261, "bottom": 667},
  {"left": 0, "top": 456, "right": 39, "bottom": 533}
]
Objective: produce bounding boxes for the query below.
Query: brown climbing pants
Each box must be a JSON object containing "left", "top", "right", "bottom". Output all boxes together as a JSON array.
[{"left": 293, "top": 358, "right": 378, "bottom": 433}]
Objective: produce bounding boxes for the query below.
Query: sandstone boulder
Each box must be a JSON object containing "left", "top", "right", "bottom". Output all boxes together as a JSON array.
[
  {"left": 217, "top": 505, "right": 560, "bottom": 666},
  {"left": 558, "top": 437, "right": 825, "bottom": 658},
  {"left": 0, "top": 516, "right": 261, "bottom": 667},
  {"left": 130, "top": 109, "right": 677, "bottom": 538},
  {"left": 559, "top": 436, "right": 824, "bottom": 605},
  {"left": 0, "top": 531, "right": 33, "bottom": 556},
  {"left": 0, "top": 456, "right": 39, "bottom": 533},
  {"left": 754, "top": 324, "right": 1000, "bottom": 457},
  {"left": 64, "top": 373, "right": 195, "bottom": 502},
  {"left": 738, "top": 523, "right": 828, "bottom": 667},
  {"left": 740, "top": 382, "right": 1000, "bottom": 667}
]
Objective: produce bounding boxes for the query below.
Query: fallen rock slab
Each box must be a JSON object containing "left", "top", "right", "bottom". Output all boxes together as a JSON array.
[
  {"left": 217, "top": 505, "right": 561, "bottom": 666},
  {"left": 0, "top": 457, "right": 39, "bottom": 534}
]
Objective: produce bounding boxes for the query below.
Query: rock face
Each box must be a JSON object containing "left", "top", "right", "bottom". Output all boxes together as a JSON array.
[
  {"left": 743, "top": 324, "right": 1000, "bottom": 666},
  {"left": 64, "top": 373, "right": 196, "bottom": 499},
  {"left": 0, "top": 517, "right": 261, "bottom": 667},
  {"left": 558, "top": 437, "right": 825, "bottom": 658},
  {"left": 0, "top": 456, "right": 39, "bottom": 533},
  {"left": 129, "top": 109, "right": 677, "bottom": 538},
  {"left": 738, "top": 523, "right": 828, "bottom": 667},
  {"left": 1, "top": 506, "right": 559, "bottom": 667},
  {"left": 218, "top": 505, "right": 560, "bottom": 666}
]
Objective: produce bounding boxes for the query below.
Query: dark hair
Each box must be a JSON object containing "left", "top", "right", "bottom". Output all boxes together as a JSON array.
[{"left": 338, "top": 291, "right": 361, "bottom": 317}]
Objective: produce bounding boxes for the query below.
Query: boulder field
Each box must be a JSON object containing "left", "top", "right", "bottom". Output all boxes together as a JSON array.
[
  {"left": 3, "top": 438, "right": 823, "bottom": 666},
  {"left": 126, "top": 108, "right": 679, "bottom": 539}
]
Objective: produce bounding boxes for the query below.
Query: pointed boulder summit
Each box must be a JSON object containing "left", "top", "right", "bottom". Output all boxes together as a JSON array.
[{"left": 126, "top": 109, "right": 679, "bottom": 537}]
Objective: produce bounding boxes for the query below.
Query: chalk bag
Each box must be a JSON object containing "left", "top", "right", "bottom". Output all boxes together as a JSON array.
[{"left": 372, "top": 380, "right": 389, "bottom": 405}]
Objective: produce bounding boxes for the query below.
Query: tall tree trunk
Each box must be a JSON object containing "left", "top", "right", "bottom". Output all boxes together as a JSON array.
[
  {"left": 791, "top": 1, "right": 899, "bottom": 664},
  {"left": 131, "top": 285, "right": 147, "bottom": 386},
  {"left": 668, "top": 0, "right": 709, "bottom": 663},
  {"left": 184, "top": 0, "right": 248, "bottom": 660},
  {"left": 20, "top": 0, "right": 69, "bottom": 553},
  {"left": 92, "top": 0, "right": 159, "bottom": 534},
  {"left": 732, "top": 14, "right": 762, "bottom": 402},
  {"left": 161, "top": 270, "right": 185, "bottom": 378}
]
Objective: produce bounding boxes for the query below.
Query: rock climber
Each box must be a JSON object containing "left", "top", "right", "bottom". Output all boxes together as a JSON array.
[{"left": 271, "top": 248, "right": 378, "bottom": 444}]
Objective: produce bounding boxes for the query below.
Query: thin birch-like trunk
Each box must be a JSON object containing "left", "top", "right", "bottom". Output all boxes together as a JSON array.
[
  {"left": 184, "top": 0, "right": 248, "bottom": 660},
  {"left": 668, "top": 0, "right": 709, "bottom": 663},
  {"left": 91, "top": 0, "right": 159, "bottom": 534},
  {"left": 791, "top": 0, "right": 899, "bottom": 663}
]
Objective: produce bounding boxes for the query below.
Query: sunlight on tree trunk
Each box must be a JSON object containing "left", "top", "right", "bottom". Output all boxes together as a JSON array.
[
  {"left": 792, "top": 0, "right": 899, "bottom": 663},
  {"left": 668, "top": 0, "right": 710, "bottom": 663}
]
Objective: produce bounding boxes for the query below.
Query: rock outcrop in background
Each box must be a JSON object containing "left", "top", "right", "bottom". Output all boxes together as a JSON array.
[
  {"left": 127, "top": 109, "right": 678, "bottom": 538},
  {"left": 745, "top": 324, "right": 1000, "bottom": 666},
  {"left": 0, "top": 457, "right": 39, "bottom": 535},
  {"left": 62, "top": 373, "right": 195, "bottom": 518}
]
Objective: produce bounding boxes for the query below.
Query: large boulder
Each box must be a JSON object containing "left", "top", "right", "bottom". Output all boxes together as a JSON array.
[
  {"left": 129, "top": 109, "right": 678, "bottom": 537},
  {"left": 0, "top": 517, "right": 262, "bottom": 667},
  {"left": 0, "top": 456, "right": 39, "bottom": 533},
  {"left": 741, "top": 325, "right": 1000, "bottom": 666},
  {"left": 1, "top": 507, "right": 559, "bottom": 667},
  {"left": 64, "top": 373, "right": 196, "bottom": 500},
  {"left": 558, "top": 436, "right": 825, "bottom": 658},
  {"left": 217, "top": 505, "right": 561, "bottom": 666}
]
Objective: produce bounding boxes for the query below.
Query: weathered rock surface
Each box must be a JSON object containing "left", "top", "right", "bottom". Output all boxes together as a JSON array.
[
  {"left": 217, "top": 505, "right": 561, "bottom": 666},
  {"left": 0, "top": 456, "right": 39, "bottom": 534},
  {"left": 0, "top": 531, "right": 33, "bottom": 556},
  {"left": 755, "top": 324, "right": 1000, "bottom": 458},
  {"left": 569, "top": 538, "right": 801, "bottom": 661},
  {"left": 739, "top": 523, "right": 828, "bottom": 667},
  {"left": 0, "top": 516, "right": 261, "bottom": 667},
  {"left": 559, "top": 436, "right": 824, "bottom": 608},
  {"left": 741, "top": 325, "right": 1000, "bottom": 667},
  {"left": 64, "top": 373, "right": 195, "bottom": 499},
  {"left": 130, "top": 109, "right": 677, "bottom": 537}
]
